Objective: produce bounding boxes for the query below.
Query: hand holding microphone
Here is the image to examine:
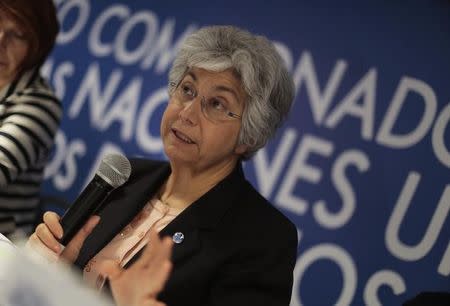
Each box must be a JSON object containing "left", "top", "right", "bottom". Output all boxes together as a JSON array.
[
  {"left": 27, "top": 153, "right": 131, "bottom": 263},
  {"left": 60, "top": 153, "right": 132, "bottom": 245}
]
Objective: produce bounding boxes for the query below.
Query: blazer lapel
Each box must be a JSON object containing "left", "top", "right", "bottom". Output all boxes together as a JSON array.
[{"left": 158, "top": 163, "right": 247, "bottom": 265}]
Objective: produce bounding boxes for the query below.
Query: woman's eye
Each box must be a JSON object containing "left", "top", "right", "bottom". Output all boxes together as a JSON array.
[
  {"left": 210, "top": 99, "right": 226, "bottom": 110},
  {"left": 5, "top": 30, "right": 26, "bottom": 41},
  {"left": 181, "top": 84, "right": 195, "bottom": 97}
]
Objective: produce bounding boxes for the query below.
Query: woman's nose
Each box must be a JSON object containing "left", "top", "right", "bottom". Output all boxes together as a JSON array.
[{"left": 178, "top": 96, "right": 202, "bottom": 125}]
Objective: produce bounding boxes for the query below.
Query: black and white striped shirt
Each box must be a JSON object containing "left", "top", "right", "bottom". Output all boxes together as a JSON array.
[{"left": 0, "top": 69, "right": 62, "bottom": 235}]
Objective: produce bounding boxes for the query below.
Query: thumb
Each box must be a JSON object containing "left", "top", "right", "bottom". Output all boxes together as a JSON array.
[{"left": 61, "top": 215, "right": 100, "bottom": 263}]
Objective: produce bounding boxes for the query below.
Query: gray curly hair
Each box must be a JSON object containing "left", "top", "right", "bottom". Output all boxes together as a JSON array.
[{"left": 168, "top": 25, "right": 294, "bottom": 159}]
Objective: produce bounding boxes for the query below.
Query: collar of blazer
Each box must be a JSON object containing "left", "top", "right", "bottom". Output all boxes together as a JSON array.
[{"left": 75, "top": 159, "right": 247, "bottom": 269}]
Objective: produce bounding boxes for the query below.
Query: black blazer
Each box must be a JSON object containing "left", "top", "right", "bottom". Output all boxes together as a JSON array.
[{"left": 75, "top": 159, "right": 298, "bottom": 306}]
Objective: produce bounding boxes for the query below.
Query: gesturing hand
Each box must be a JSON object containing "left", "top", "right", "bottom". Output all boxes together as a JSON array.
[{"left": 99, "top": 229, "right": 173, "bottom": 306}]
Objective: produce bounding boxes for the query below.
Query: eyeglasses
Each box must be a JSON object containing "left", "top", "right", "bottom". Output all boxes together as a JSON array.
[{"left": 169, "top": 75, "right": 242, "bottom": 123}]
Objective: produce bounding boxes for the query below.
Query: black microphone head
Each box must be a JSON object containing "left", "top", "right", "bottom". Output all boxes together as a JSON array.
[{"left": 97, "top": 153, "right": 131, "bottom": 188}]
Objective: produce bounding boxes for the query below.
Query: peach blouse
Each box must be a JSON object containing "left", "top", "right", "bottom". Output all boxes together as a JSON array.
[{"left": 83, "top": 198, "right": 182, "bottom": 290}]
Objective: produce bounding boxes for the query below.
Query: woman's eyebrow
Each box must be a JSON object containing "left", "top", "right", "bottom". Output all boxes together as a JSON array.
[
  {"left": 186, "top": 70, "right": 242, "bottom": 104},
  {"left": 185, "top": 71, "right": 197, "bottom": 81},
  {"left": 212, "top": 85, "right": 241, "bottom": 105}
]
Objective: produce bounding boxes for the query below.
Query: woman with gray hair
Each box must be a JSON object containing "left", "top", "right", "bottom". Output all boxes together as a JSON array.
[{"left": 29, "top": 25, "right": 298, "bottom": 306}]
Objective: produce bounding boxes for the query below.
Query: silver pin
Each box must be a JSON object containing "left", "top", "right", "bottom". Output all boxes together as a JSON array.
[{"left": 172, "top": 232, "right": 184, "bottom": 244}]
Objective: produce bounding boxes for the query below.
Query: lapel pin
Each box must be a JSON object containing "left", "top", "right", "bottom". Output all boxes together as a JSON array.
[{"left": 172, "top": 232, "right": 185, "bottom": 244}]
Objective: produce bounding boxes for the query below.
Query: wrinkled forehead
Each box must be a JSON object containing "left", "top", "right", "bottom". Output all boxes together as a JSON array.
[
  {"left": 184, "top": 67, "right": 247, "bottom": 104},
  {"left": 183, "top": 66, "right": 243, "bottom": 87}
]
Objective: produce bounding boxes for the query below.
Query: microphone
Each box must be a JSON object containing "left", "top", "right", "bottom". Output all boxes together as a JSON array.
[{"left": 59, "top": 153, "right": 132, "bottom": 245}]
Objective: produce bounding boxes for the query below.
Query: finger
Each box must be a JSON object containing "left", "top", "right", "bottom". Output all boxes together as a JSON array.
[
  {"left": 26, "top": 233, "right": 61, "bottom": 262},
  {"left": 35, "top": 223, "right": 62, "bottom": 253},
  {"left": 147, "top": 260, "right": 172, "bottom": 294},
  {"left": 61, "top": 215, "right": 100, "bottom": 262},
  {"left": 43, "top": 211, "right": 63, "bottom": 239},
  {"left": 139, "top": 229, "right": 161, "bottom": 264},
  {"left": 97, "top": 259, "right": 123, "bottom": 281},
  {"left": 159, "top": 236, "right": 173, "bottom": 260},
  {"left": 147, "top": 237, "right": 173, "bottom": 270},
  {"left": 145, "top": 238, "right": 173, "bottom": 292},
  {"left": 142, "top": 238, "right": 172, "bottom": 291},
  {"left": 133, "top": 230, "right": 160, "bottom": 270}
]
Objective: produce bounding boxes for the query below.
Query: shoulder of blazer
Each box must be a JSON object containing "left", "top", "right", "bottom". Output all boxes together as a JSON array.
[
  {"left": 250, "top": 183, "right": 296, "bottom": 231},
  {"left": 214, "top": 177, "right": 298, "bottom": 258}
]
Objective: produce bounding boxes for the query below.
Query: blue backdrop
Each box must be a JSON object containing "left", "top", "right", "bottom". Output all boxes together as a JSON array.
[{"left": 42, "top": 1, "right": 450, "bottom": 305}]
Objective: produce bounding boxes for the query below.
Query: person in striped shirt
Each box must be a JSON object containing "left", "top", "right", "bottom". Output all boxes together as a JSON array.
[{"left": 0, "top": 0, "right": 61, "bottom": 236}]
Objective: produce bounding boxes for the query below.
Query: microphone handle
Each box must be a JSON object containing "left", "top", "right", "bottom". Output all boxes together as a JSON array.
[{"left": 60, "top": 175, "right": 113, "bottom": 245}]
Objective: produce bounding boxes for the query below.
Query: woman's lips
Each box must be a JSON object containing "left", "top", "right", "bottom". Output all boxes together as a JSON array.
[{"left": 172, "top": 128, "right": 195, "bottom": 144}]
